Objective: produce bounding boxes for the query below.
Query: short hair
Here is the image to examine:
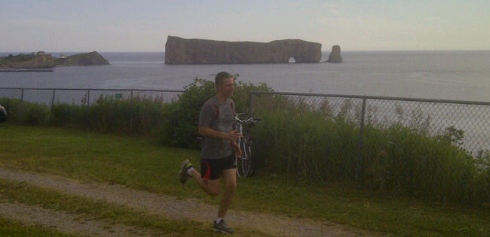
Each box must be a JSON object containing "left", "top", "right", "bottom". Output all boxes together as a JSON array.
[{"left": 215, "top": 71, "right": 234, "bottom": 89}]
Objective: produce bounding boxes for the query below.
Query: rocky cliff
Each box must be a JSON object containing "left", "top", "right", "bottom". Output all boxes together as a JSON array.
[
  {"left": 0, "top": 51, "right": 109, "bottom": 69},
  {"left": 165, "top": 36, "right": 322, "bottom": 64},
  {"left": 0, "top": 52, "right": 56, "bottom": 69},
  {"left": 55, "top": 51, "right": 110, "bottom": 66}
]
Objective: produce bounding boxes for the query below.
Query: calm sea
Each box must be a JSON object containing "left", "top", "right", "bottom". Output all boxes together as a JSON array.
[{"left": 1, "top": 51, "right": 489, "bottom": 102}]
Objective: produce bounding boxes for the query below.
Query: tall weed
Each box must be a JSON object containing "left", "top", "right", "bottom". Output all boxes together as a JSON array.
[
  {"left": 0, "top": 98, "right": 50, "bottom": 126},
  {"left": 250, "top": 94, "right": 489, "bottom": 206}
]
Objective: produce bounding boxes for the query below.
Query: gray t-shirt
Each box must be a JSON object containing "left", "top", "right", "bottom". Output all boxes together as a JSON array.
[{"left": 198, "top": 96, "right": 235, "bottom": 160}]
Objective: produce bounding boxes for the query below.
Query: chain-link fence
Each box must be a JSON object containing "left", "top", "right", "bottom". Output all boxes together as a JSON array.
[
  {"left": 3, "top": 88, "right": 489, "bottom": 203},
  {"left": 0, "top": 88, "right": 183, "bottom": 134},
  {"left": 249, "top": 91, "right": 490, "bottom": 183},
  {"left": 2, "top": 88, "right": 489, "bottom": 155},
  {"left": 250, "top": 91, "right": 490, "bottom": 155},
  {"left": 2, "top": 88, "right": 489, "bottom": 152},
  {"left": 0, "top": 88, "right": 182, "bottom": 107}
]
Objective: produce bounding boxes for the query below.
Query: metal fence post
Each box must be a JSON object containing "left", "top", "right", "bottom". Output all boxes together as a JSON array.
[
  {"left": 19, "top": 88, "right": 25, "bottom": 120},
  {"left": 20, "top": 88, "right": 25, "bottom": 102},
  {"left": 87, "top": 89, "right": 91, "bottom": 106},
  {"left": 249, "top": 91, "right": 254, "bottom": 118},
  {"left": 86, "top": 89, "right": 91, "bottom": 129},
  {"left": 130, "top": 89, "right": 134, "bottom": 134},
  {"left": 51, "top": 89, "right": 56, "bottom": 108},
  {"left": 356, "top": 97, "right": 367, "bottom": 183}
]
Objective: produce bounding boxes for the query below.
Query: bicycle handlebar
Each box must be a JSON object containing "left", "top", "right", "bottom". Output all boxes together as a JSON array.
[{"left": 234, "top": 113, "right": 261, "bottom": 125}]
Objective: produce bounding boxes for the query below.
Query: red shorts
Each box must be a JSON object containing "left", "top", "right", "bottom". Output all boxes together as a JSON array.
[{"left": 201, "top": 154, "right": 237, "bottom": 180}]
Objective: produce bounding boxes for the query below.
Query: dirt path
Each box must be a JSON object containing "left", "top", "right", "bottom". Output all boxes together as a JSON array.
[
  {"left": 0, "top": 202, "right": 156, "bottom": 237},
  {"left": 0, "top": 167, "right": 381, "bottom": 237}
]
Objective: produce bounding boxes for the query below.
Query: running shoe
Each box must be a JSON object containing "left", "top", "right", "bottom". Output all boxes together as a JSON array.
[
  {"left": 179, "top": 159, "right": 193, "bottom": 184},
  {"left": 214, "top": 219, "right": 234, "bottom": 234}
]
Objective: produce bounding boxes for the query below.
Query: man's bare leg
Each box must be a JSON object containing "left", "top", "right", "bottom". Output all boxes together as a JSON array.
[
  {"left": 218, "top": 168, "right": 237, "bottom": 218},
  {"left": 189, "top": 169, "right": 220, "bottom": 196}
]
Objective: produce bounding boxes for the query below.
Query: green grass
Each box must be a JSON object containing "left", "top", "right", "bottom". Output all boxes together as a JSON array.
[
  {"left": 1, "top": 124, "right": 490, "bottom": 236},
  {"left": 0, "top": 179, "right": 267, "bottom": 237},
  {"left": 0, "top": 216, "right": 78, "bottom": 237}
]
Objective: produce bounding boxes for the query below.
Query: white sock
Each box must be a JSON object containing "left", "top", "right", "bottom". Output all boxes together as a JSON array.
[
  {"left": 215, "top": 218, "right": 223, "bottom": 224},
  {"left": 186, "top": 167, "right": 195, "bottom": 176}
]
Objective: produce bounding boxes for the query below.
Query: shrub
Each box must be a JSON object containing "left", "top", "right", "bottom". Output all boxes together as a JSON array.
[
  {"left": 0, "top": 98, "right": 50, "bottom": 126},
  {"left": 250, "top": 94, "right": 489, "bottom": 205},
  {"left": 164, "top": 78, "right": 216, "bottom": 149},
  {"left": 51, "top": 103, "right": 86, "bottom": 128},
  {"left": 84, "top": 96, "right": 131, "bottom": 133},
  {"left": 165, "top": 77, "right": 273, "bottom": 149},
  {"left": 82, "top": 95, "right": 171, "bottom": 137},
  {"left": 21, "top": 103, "right": 51, "bottom": 126},
  {"left": 254, "top": 106, "right": 359, "bottom": 182}
]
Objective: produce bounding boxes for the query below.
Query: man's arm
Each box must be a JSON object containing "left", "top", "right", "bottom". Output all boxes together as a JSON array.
[
  {"left": 198, "top": 126, "right": 241, "bottom": 142},
  {"left": 199, "top": 126, "right": 242, "bottom": 157}
]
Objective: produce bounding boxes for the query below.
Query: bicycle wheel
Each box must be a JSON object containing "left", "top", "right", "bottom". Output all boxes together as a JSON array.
[{"left": 237, "top": 136, "right": 253, "bottom": 177}]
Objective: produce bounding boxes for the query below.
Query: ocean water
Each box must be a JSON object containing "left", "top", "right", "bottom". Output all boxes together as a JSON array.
[{"left": 1, "top": 51, "right": 489, "bottom": 102}]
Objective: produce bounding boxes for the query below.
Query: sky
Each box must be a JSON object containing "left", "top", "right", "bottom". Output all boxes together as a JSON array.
[{"left": 1, "top": 0, "right": 489, "bottom": 52}]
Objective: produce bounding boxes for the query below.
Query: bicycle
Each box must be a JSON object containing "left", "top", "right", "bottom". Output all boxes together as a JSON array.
[{"left": 234, "top": 113, "right": 261, "bottom": 177}]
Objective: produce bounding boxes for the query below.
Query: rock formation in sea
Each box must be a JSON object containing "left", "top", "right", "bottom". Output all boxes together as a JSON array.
[
  {"left": 326, "top": 45, "right": 343, "bottom": 63},
  {"left": 0, "top": 51, "right": 56, "bottom": 69},
  {"left": 165, "top": 36, "right": 322, "bottom": 64},
  {"left": 0, "top": 51, "right": 110, "bottom": 69},
  {"left": 55, "top": 51, "right": 110, "bottom": 66}
]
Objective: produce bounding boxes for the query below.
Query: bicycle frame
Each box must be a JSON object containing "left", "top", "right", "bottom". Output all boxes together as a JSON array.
[{"left": 234, "top": 113, "right": 260, "bottom": 177}]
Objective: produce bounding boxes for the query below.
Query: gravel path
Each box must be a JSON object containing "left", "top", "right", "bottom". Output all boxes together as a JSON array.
[
  {"left": 0, "top": 167, "right": 381, "bottom": 237},
  {"left": 0, "top": 202, "right": 156, "bottom": 237}
]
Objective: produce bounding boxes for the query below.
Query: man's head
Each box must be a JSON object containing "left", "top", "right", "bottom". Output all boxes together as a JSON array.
[
  {"left": 215, "top": 72, "right": 234, "bottom": 88},
  {"left": 215, "top": 72, "right": 235, "bottom": 98}
]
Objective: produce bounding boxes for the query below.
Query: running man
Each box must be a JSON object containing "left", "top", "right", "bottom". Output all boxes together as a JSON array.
[{"left": 179, "top": 71, "right": 241, "bottom": 234}]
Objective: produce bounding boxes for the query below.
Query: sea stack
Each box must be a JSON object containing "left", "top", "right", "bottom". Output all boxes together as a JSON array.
[
  {"left": 327, "top": 45, "right": 343, "bottom": 63},
  {"left": 164, "top": 36, "right": 322, "bottom": 64}
]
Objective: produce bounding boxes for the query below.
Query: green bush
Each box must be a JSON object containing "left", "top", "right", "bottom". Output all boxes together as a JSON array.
[
  {"left": 50, "top": 103, "right": 86, "bottom": 128},
  {"left": 165, "top": 77, "right": 273, "bottom": 149},
  {"left": 129, "top": 97, "right": 173, "bottom": 136},
  {"left": 85, "top": 96, "right": 131, "bottom": 133},
  {"left": 254, "top": 107, "right": 359, "bottom": 182},
  {"left": 251, "top": 95, "right": 490, "bottom": 205},
  {"left": 163, "top": 78, "right": 216, "bottom": 149},
  {"left": 21, "top": 103, "right": 51, "bottom": 126},
  {"left": 0, "top": 98, "right": 50, "bottom": 126},
  {"left": 0, "top": 98, "right": 19, "bottom": 122},
  {"left": 83, "top": 95, "right": 171, "bottom": 137},
  {"left": 360, "top": 124, "right": 483, "bottom": 203}
]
